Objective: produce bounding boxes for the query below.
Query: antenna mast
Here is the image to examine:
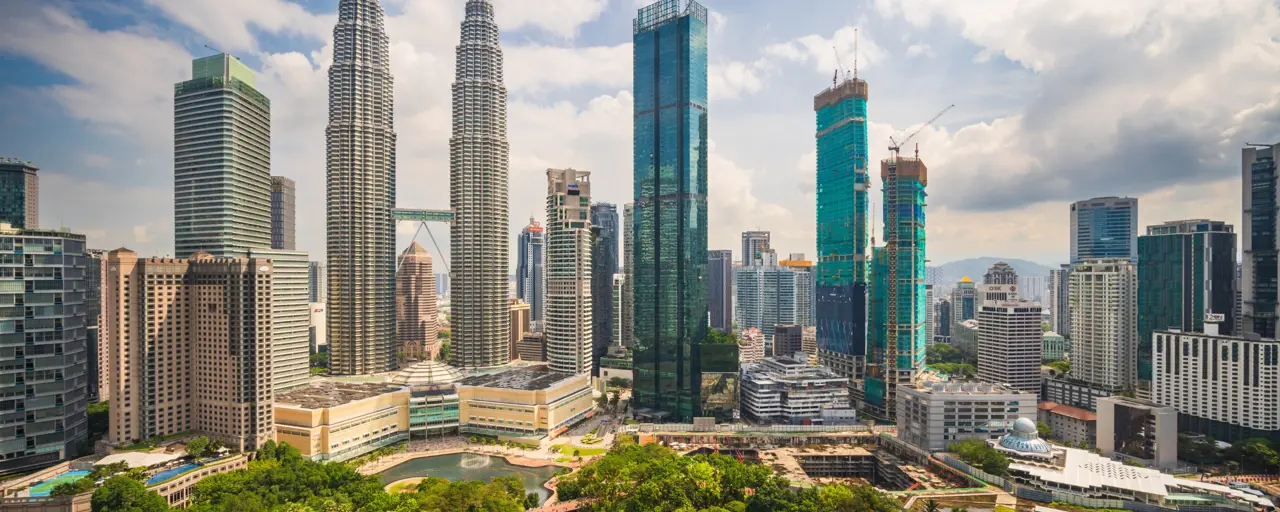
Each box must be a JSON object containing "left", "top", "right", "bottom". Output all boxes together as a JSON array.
[{"left": 854, "top": 28, "right": 858, "bottom": 80}]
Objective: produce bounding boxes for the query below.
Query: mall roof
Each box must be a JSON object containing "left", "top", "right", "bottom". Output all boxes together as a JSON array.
[
  {"left": 275, "top": 381, "right": 404, "bottom": 409},
  {"left": 455, "top": 366, "right": 578, "bottom": 391}
]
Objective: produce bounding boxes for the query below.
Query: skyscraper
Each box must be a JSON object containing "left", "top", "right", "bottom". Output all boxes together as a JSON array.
[
  {"left": 1070, "top": 196, "right": 1138, "bottom": 264},
  {"left": 951, "top": 277, "right": 978, "bottom": 324},
  {"left": 1243, "top": 144, "right": 1279, "bottom": 338},
  {"left": 814, "top": 71, "right": 869, "bottom": 378},
  {"left": 984, "top": 261, "right": 1017, "bottom": 285},
  {"left": 87, "top": 249, "right": 107, "bottom": 402},
  {"left": 632, "top": 0, "right": 728, "bottom": 421},
  {"left": 1049, "top": 264, "right": 1070, "bottom": 339},
  {"left": 780, "top": 257, "right": 815, "bottom": 327},
  {"left": 249, "top": 247, "right": 311, "bottom": 392},
  {"left": 308, "top": 261, "right": 325, "bottom": 303},
  {"left": 0, "top": 157, "right": 37, "bottom": 229},
  {"left": 590, "top": 203, "right": 619, "bottom": 374},
  {"left": 516, "top": 219, "right": 546, "bottom": 329},
  {"left": 1070, "top": 258, "right": 1138, "bottom": 393},
  {"left": 977, "top": 299, "right": 1044, "bottom": 393},
  {"left": 924, "top": 285, "right": 935, "bottom": 347},
  {"left": 450, "top": 0, "right": 510, "bottom": 369},
  {"left": 936, "top": 299, "right": 951, "bottom": 339},
  {"left": 622, "top": 203, "right": 635, "bottom": 348},
  {"left": 397, "top": 243, "right": 439, "bottom": 361},
  {"left": 740, "top": 231, "right": 771, "bottom": 266},
  {"left": 735, "top": 256, "right": 800, "bottom": 341},
  {"left": 1137, "top": 219, "right": 1236, "bottom": 393},
  {"left": 270, "top": 176, "right": 296, "bottom": 250},
  {"left": 862, "top": 155, "right": 928, "bottom": 419},
  {"left": 709, "top": 250, "right": 733, "bottom": 332},
  {"left": 174, "top": 53, "right": 271, "bottom": 258},
  {"left": 546, "top": 168, "right": 593, "bottom": 375},
  {"left": 980, "top": 262, "right": 1019, "bottom": 303},
  {"left": 326, "top": 0, "right": 396, "bottom": 375}
]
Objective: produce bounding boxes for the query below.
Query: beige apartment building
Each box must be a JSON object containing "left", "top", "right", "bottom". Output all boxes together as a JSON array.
[
  {"left": 509, "top": 299, "right": 531, "bottom": 361},
  {"left": 105, "top": 249, "right": 275, "bottom": 452},
  {"left": 396, "top": 242, "right": 438, "bottom": 361},
  {"left": 455, "top": 367, "right": 593, "bottom": 441},
  {"left": 274, "top": 382, "right": 410, "bottom": 462}
]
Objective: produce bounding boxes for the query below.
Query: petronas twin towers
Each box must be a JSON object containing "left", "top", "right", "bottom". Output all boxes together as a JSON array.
[{"left": 326, "top": 0, "right": 509, "bottom": 373}]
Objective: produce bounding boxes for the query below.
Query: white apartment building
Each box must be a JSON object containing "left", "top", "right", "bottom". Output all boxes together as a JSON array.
[
  {"left": 1070, "top": 258, "right": 1137, "bottom": 393},
  {"left": 976, "top": 300, "right": 1044, "bottom": 393},
  {"left": 925, "top": 285, "right": 936, "bottom": 347},
  {"left": 1152, "top": 325, "right": 1280, "bottom": 442},
  {"left": 896, "top": 381, "right": 1038, "bottom": 452},
  {"left": 249, "top": 248, "right": 311, "bottom": 392},
  {"left": 739, "top": 327, "right": 765, "bottom": 364},
  {"left": 545, "top": 168, "right": 593, "bottom": 375},
  {"left": 740, "top": 356, "right": 850, "bottom": 424}
]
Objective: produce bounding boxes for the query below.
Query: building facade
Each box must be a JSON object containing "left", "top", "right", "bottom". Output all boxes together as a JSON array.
[
  {"left": 590, "top": 203, "right": 618, "bottom": 374},
  {"left": 326, "top": 0, "right": 397, "bottom": 374},
  {"left": 780, "top": 258, "right": 815, "bottom": 327},
  {"left": 738, "top": 328, "right": 765, "bottom": 364},
  {"left": 814, "top": 76, "right": 870, "bottom": 379},
  {"left": 951, "top": 277, "right": 977, "bottom": 329},
  {"left": 546, "top": 169, "right": 593, "bottom": 375},
  {"left": 740, "top": 356, "right": 850, "bottom": 424},
  {"left": 248, "top": 248, "right": 310, "bottom": 392},
  {"left": 1153, "top": 327, "right": 1280, "bottom": 442},
  {"left": 270, "top": 176, "right": 296, "bottom": 250},
  {"left": 1043, "top": 332, "right": 1067, "bottom": 362},
  {"left": 274, "top": 383, "right": 409, "bottom": 462},
  {"left": 1137, "top": 219, "right": 1237, "bottom": 392},
  {"left": 1070, "top": 258, "right": 1137, "bottom": 393},
  {"left": 0, "top": 158, "right": 37, "bottom": 229},
  {"left": 1070, "top": 196, "right": 1138, "bottom": 264},
  {"left": 924, "top": 285, "right": 935, "bottom": 347},
  {"left": 631, "top": 0, "right": 718, "bottom": 421},
  {"left": 1244, "top": 144, "right": 1279, "bottom": 338},
  {"left": 740, "top": 231, "right": 770, "bottom": 267},
  {"left": 977, "top": 300, "right": 1044, "bottom": 393},
  {"left": 308, "top": 261, "right": 324, "bottom": 303},
  {"left": 396, "top": 243, "right": 439, "bottom": 363},
  {"left": 87, "top": 249, "right": 107, "bottom": 403},
  {"left": 455, "top": 368, "right": 594, "bottom": 441},
  {"left": 936, "top": 299, "right": 951, "bottom": 340},
  {"left": 708, "top": 249, "right": 734, "bottom": 332},
  {"left": 735, "top": 257, "right": 800, "bottom": 342},
  {"left": 1048, "top": 264, "right": 1070, "bottom": 339},
  {"left": 773, "top": 324, "right": 805, "bottom": 358},
  {"left": 621, "top": 203, "right": 634, "bottom": 348},
  {"left": 516, "top": 219, "right": 546, "bottom": 330},
  {"left": 0, "top": 227, "right": 88, "bottom": 475},
  {"left": 1036, "top": 402, "right": 1096, "bottom": 448},
  {"left": 896, "top": 382, "right": 1037, "bottom": 452},
  {"left": 1096, "top": 396, "right": 1178, "bottom": 469}
]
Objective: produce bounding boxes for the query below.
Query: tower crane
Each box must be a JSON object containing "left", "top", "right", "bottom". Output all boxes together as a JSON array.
[{"left": 889, "top": 104, "right": 954, "bottom": 158}]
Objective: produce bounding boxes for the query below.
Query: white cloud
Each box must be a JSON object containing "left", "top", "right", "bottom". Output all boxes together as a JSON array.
[
  {"left": 490, "top": 0, "right": 609, "bottom": 39},
  {"left": 905, "top": 43, "right": 933, "bottom": 57},
  {"left": 708, "top": 11, "right": 727, "bottom": 36},
  {"left": 505, "top": 44, "right": 632, "bottom": 92},
  {"left": 142, "top": 0, "right": 332, "bottom": 53},
  {"left": 708, "top": 60, "right": 767, "bottom": 100},
  {"left": 763, "top": 25, "right": 889, "bottom": 75}
]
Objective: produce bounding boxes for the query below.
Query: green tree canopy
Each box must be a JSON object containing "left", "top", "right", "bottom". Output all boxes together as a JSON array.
[
  {"left": 186, "top": 436, "right": 210, "bottom": 458},
  {"left": 91, "top": 476, "right": 169, "bottom": 512},
  {"left": 949, "top": 440, "right": 1010, "bottom": 476}
]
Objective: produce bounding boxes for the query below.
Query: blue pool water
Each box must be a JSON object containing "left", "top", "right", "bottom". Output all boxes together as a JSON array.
[
  {"left": 146, "top": 463, "right": 201, "bottom": 485},
  {"left": 28, "top": 470, "right": 91, "bottom": 497}
]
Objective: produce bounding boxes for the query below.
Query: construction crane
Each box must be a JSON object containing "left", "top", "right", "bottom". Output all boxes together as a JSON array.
[
  {"left": 831, "top": 28, "right": 860, "bottom": 86},
  {"left": 888, "top": 104, "right": 954, "bottom": 157}
]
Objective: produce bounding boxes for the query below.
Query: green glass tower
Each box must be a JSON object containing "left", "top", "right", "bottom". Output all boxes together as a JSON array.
[
  {"left": 174, "top": 53, "right": 271, "bottom": 258},
  {"left": 863, "top": 156, "right": 928, "bottom": 419},
  {"left": 631, "top": 0, "right": 734, "bottom": 422},
  {"left": 814, "top": 77, "right": 869, "bottom": 378},
  {"left": 1137, "top": 219, "right": 1236, "bottom": 392}
]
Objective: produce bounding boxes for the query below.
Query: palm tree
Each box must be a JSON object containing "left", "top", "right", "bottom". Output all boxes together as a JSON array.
[{"left": 920, "top": 499, "right": 941, "bottom": 512}]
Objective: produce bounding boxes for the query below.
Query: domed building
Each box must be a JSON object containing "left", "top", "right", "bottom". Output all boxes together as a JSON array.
[
  {"left": 992, "top": 418, "right": 1055, "bottom": 460},
  {"left": 391, "top": 361, "right": 465, "bottom": 438}
]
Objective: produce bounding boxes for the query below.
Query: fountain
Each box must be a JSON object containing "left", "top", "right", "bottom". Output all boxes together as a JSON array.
[
  {"left": 459, "top": 453, "right": 493, "bottom": 469},
  {"left": 378, "top": 452, "right": 559, "bottom": 504}
]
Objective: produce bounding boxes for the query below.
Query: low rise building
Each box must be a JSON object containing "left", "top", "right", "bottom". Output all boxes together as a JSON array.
[
  {"left": 516, "top": 332, "right": 547, "bottom": 362},
  {"left": 1042, "top": 377, "right": 1113, "bottom": 412},
  {"left": 1036, "top": 401, "right": 1096, "bottom": 447},
  {"left": 1096, "top": 395, "right": 1177, "bottom": 469},
  {"left": 896, "top": 381, "right": 1038, "bottom": 452},
  {"left": 273, "top": 382, "right": 410, "bottom": 462},
  {"left": 773, "top": 324, "right": 804, "bottom": 358},
  {"left": 391, "top": 361, "right": 465, "bottom": 438},
  {"left": 1042, "top": 331, "right": 1068, "bottom": 362},
  {"left": 740, "top": 356, "right": 849, "bottom": 424},
  {"left": 455, "top": 367, "right": 593, "bottom": 441}
]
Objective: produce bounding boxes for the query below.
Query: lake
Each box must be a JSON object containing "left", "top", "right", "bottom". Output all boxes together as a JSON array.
[{"left": 376, "top": 453, "right": 561, "bottom": 503}]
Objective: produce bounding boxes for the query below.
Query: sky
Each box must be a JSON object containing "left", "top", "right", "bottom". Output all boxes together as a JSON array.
[{"left": 1, "top": 0, "right": 1278, "bottom": 272}]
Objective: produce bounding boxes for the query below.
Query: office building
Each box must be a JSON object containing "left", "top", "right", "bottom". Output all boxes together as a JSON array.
[
  {"left": 516, "top": 332, "right": 547, "bottom": 363},
  {"left": 1153, "top": 325, "right": 1280, "bottom": 442},
  {"left": 862, "top": 155, "right": 928, "bottom": 419},
  {"left": 249, "top": 248, "right": 311, "bottom": 392},
  {"left": 621, "top": 203, "right": 634, "bottom": 348},
  {"left": 1043, "top": 331, "right": 1067, "bottom": 362},
  {"left": 980, "top": 262, "right": 1019, "bottom": 303},
  {"left": 590, "top": 203, "right": 618, "bottom": 373},
  {"left": 1096, "top": 396, "right": 1177, "bottom": 469},
  {"left": 936, "top": 299, "right": 951, "bottom": 340},
  {"left": 516, "top": 219, "right": 545, "bottom": 330},
  {"left": 546, "top": 168, "right": 592, "bottom": 375},
  {"left": 274, "top": 383, "right": 409, "bottom": 462},
  {"left": 739, "top": 327, "right": 765, "bottom": 364},
  {"left": 977, "top": 300, "right": 1043, "bottom": 393},
  {"left": 924, "top": 285, "right": 935, "bottom": 347},
  {"left": 308, "top": 261, "right": 325, "bottom": 303},
  {"left": 1070, "top": 196, "right": 1138, "bottom": 264},
  {"left": 105, "top": 249, "right": 273, "bottom": 452},
  {"left": 309, "top": 302, "right": 327, "bottom": 353},
  {"left": 396, "top": 243, "right": 439, "bottom": 362},
  {"left": 612, "top": 274, "right": 624, "bottom": 345},
  {"left": 773, "top": 324, "right": 805, "bottom": 358},
  {"left": 740, "top": 231, "right": 770, "bottom": 266},
  {"left": 1070, "top": 258, "right": 1137, "bottom": 393},
  {"left": 708, "top": 249, "right": 734, "bottom": 332},
  {"left": 0, "top": 226, "right": 88, "bottom": 475},
  {"left": 87, "top": 249, "right": 107, "bottom": 403},
  {"left": 0, "top": 158, "right": 37, "bottom": 229},
  {"left": 455, "top": 368, "right": 593, "bottom": 441},
  {"left": 953, "top": 319, "right": 979, "bottom": 356},
  {"left": 326, "top": 0, "right": 397, "bottom": 374},
  {"left": 509, "top": 299, "right": 530, "bottom": 362},
  {"left": 740, "top": 356, "right": 851, "bottom": 424},
  {"left": 631, "top": 0, "right": 723, "bottom": 421},
  {"left": 1036, "top": 402, "right": 1096, "bottom": 448},
  {"left": 270, "top": 176, "right": 296, "bottom": 250},
  {"left": 174, "top": 54, "right": 271, "bottom": 258},
  {"left": 1138, "top": 219, "right": 1237, "bottom": 392},
  {"left": 780, "top": 257, "right": 815, "bottom": 326},
  {"left": 814, "top": 70, "right": 870, "bottom": 379},
  {"left": 1043, "top": 377, "right": 1114, "bottom": 412},
  {"left": 951, "top": 277, "right": 977, "bottom": 325},
  {"left": 896, "top": 382, "right": 1037, "bottom": 452},
  {"left": 735, "top": 255, "right": 802, "bottom": 342},
  {"left": 984, "top": 261, "right": 1017, "bottom": 285},
  {"left": 1048, "top": 264, "right": 1070, "bottom": 339}
]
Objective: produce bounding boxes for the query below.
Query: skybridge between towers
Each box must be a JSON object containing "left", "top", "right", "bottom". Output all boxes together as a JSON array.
[{"left": 393, "top": 208, "right": 454, "bottom": 273}]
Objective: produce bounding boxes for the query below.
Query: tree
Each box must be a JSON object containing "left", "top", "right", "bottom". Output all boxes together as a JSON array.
[
  {"left": 208, "top": 439, "right": 224, "bottom": 454},
  {"left": 950, "top": 440, "right": 1010, "bottom": 476},
  {"left": 437, "top": 341, "right": 451, "bottom": 362},
  {"left": 609, "top": 390, "right": 620, "bottom": 412},
  {"left": 607, "top": 377, "right": 631, "bottom": 389},
  {"left": 1227, "top": 438, "right": 1280, "bottom": 471},
  {"left": 920, "top": 498, "right": 942, "bottom": 512},
  {"left": 1036, "top": 422, "right": 1053, "bottom": 439},
  {"left": 1045, "top": 360, "right": 1070, "bottom": 375},
  {"left": 92, "top": 476, "right": 169, "bottom": 512},
  {"left": 186, "top": 436, "right": 210, "bottom": 458},
  {"left": 310, "top": 352, "right": 329, "bottom": 368}
]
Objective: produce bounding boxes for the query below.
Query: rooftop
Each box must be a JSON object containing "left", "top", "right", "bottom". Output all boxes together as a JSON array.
[
  {"left": 1038, "top": 401, "right": 1097, "bottom": 422},
  {"left": 275, "top": 382, "right": 404, "bottom": 409},
  {"left": 455, "top": 366, "right": 578, "bottom": 391}
]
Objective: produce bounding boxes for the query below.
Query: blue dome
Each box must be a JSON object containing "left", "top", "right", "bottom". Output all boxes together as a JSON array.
[{"left": 999, "top": 418, "right": 1053, "bottom": 454}]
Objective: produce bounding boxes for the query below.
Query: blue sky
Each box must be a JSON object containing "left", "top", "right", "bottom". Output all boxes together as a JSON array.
[{"left": 1, "top": 0, "right": 1277, "bottom": 270}]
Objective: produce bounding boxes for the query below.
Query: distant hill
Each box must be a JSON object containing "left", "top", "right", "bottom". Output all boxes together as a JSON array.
[{"left": 933, "top": 257, "right": 1056, "bottom": 285}]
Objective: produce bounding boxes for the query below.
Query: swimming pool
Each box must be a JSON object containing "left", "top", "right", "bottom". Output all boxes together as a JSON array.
[
  {"left": 146, "top": 463, "right": 201, "bottom": 485},
  {"left": 28, "top": 470, "right": 91, "bottom": 497}
]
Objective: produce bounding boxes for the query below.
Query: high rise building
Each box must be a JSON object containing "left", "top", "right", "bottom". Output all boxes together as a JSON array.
[
  {"left": 0, "top": 226, "right": 87, "bottom": 474},
  {"left": 936, "top": 299, "right": 951, "bottom": 340},
  {"left": 0, "top": 158, "right": 37, "bottom": 229},
  {"left": 708, "top": 249, "right": 734, "bottom": 332},
  {"left": 773, "top": 324, "right": 805, "bottom": 358},
  {"left": 1137, "top": 219, "right": 1236, "bottom": 393},
  {"left": 174, "top": 54, "right": 271, "bottom": 258},
  {"left": 87, "top": 249, "right": 107, "bottom": 402},
  {"left": 516, "top": 219, "right": 546, "bottom": 330},
  {"left": 980, "top": 262, "right": 1019, "bottom": 303},
  {"left": 1070, "top": 258, "right": 1138, "bottom": 393},
  {"left": 736, "top": 255, "right": 801, "bottom": 342},
  {"left": 814, "top": 73, "right": 870, "bottom": 378},
  {"left": 1243, "top": 144, "right": 1280, "bottom": 338},
  {"left": 977, "top": 300, "right": 1044, "bottom": 393},
  {"left": 984, "top": 261, "right": 1017, "bottom": 285},
  {"left": 1049, "top": 264, "right": 1070, "bottom": 339},
  {"left": 270, "top": 176, "right": 296, "bottom": 250},
  {"left": 612, "top": 274, "right": 625, "bottom": 344},
  {"left": 326, "top": 0, "right": 396, "bottom": 375},
  {"left": 951, "top": 277, "right": 977, "bottom": 329},
  {"left": 590, "top": 203, "right": 619, "bottom": 374},
  {"left": 1152, "top": 324, "right": 1278, "bottom": 442},
  {"left": 632, "top": 0, "right": 729, "bottom": 421},
  {"left": 106, "top": 249, "right": 274, "bottom": 452},
  {"left": 862, "top": 155, "right": 928, "bottom": 419},
  {"left": 1070, "top": 196, "right": 1138, "bottom": 264},
  {"left": 925, "top": 285, "right": 935, "bottom": 347},
  {"left": 740, "top": 231, "right": 771, "bottom": 266},
  {"left": 249, "top": 248, "right": 311, "bottom": 392},
  {"left": 508, "top": 299, "right": 531, "bottom": 362},
  {"left": 780, "top": 257, "right": 815, "bottom": 327},
  {"left": 308, "top": 261, "right": 325, "bottom": 303},
  {"left": 546, "top": 168, "right": 593, "bottom": 375},
  {"left": 397, "top": 243, "right": 439, "bottom": 362},
  {"left": 621, "top": 203, "right": 634, "bottom": 348},
  {"left": 449, "top": 0, "right": 510, "bottom": 369}
]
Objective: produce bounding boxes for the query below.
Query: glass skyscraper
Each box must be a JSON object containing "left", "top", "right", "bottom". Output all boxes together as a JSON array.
[
  {"left": 270, "top": 176, "right": 296, "bottom": 250},
  {"left": 516, "top": 219, "right": 546, "bottom": 330},
  {"left": 708, "top": 249, "right": 733, "bottom": 332},
  {"left": 631, "top": 0, "right": 732, "bottom": 422},
  {"left": 1244, "top": 144, "right": 1279, "bottom": 338},
  {"left": 0, "top": 158, "right": 37, "bottom": 229},
  {"left": 590, "top": 203, "right": 618, "bottom": 376},
  {"left": 814, "top": 75, "right": 869, "bottom": 378},
  {"left": 1070, "top": 196, "right": 1138, "bottom": 264}
]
